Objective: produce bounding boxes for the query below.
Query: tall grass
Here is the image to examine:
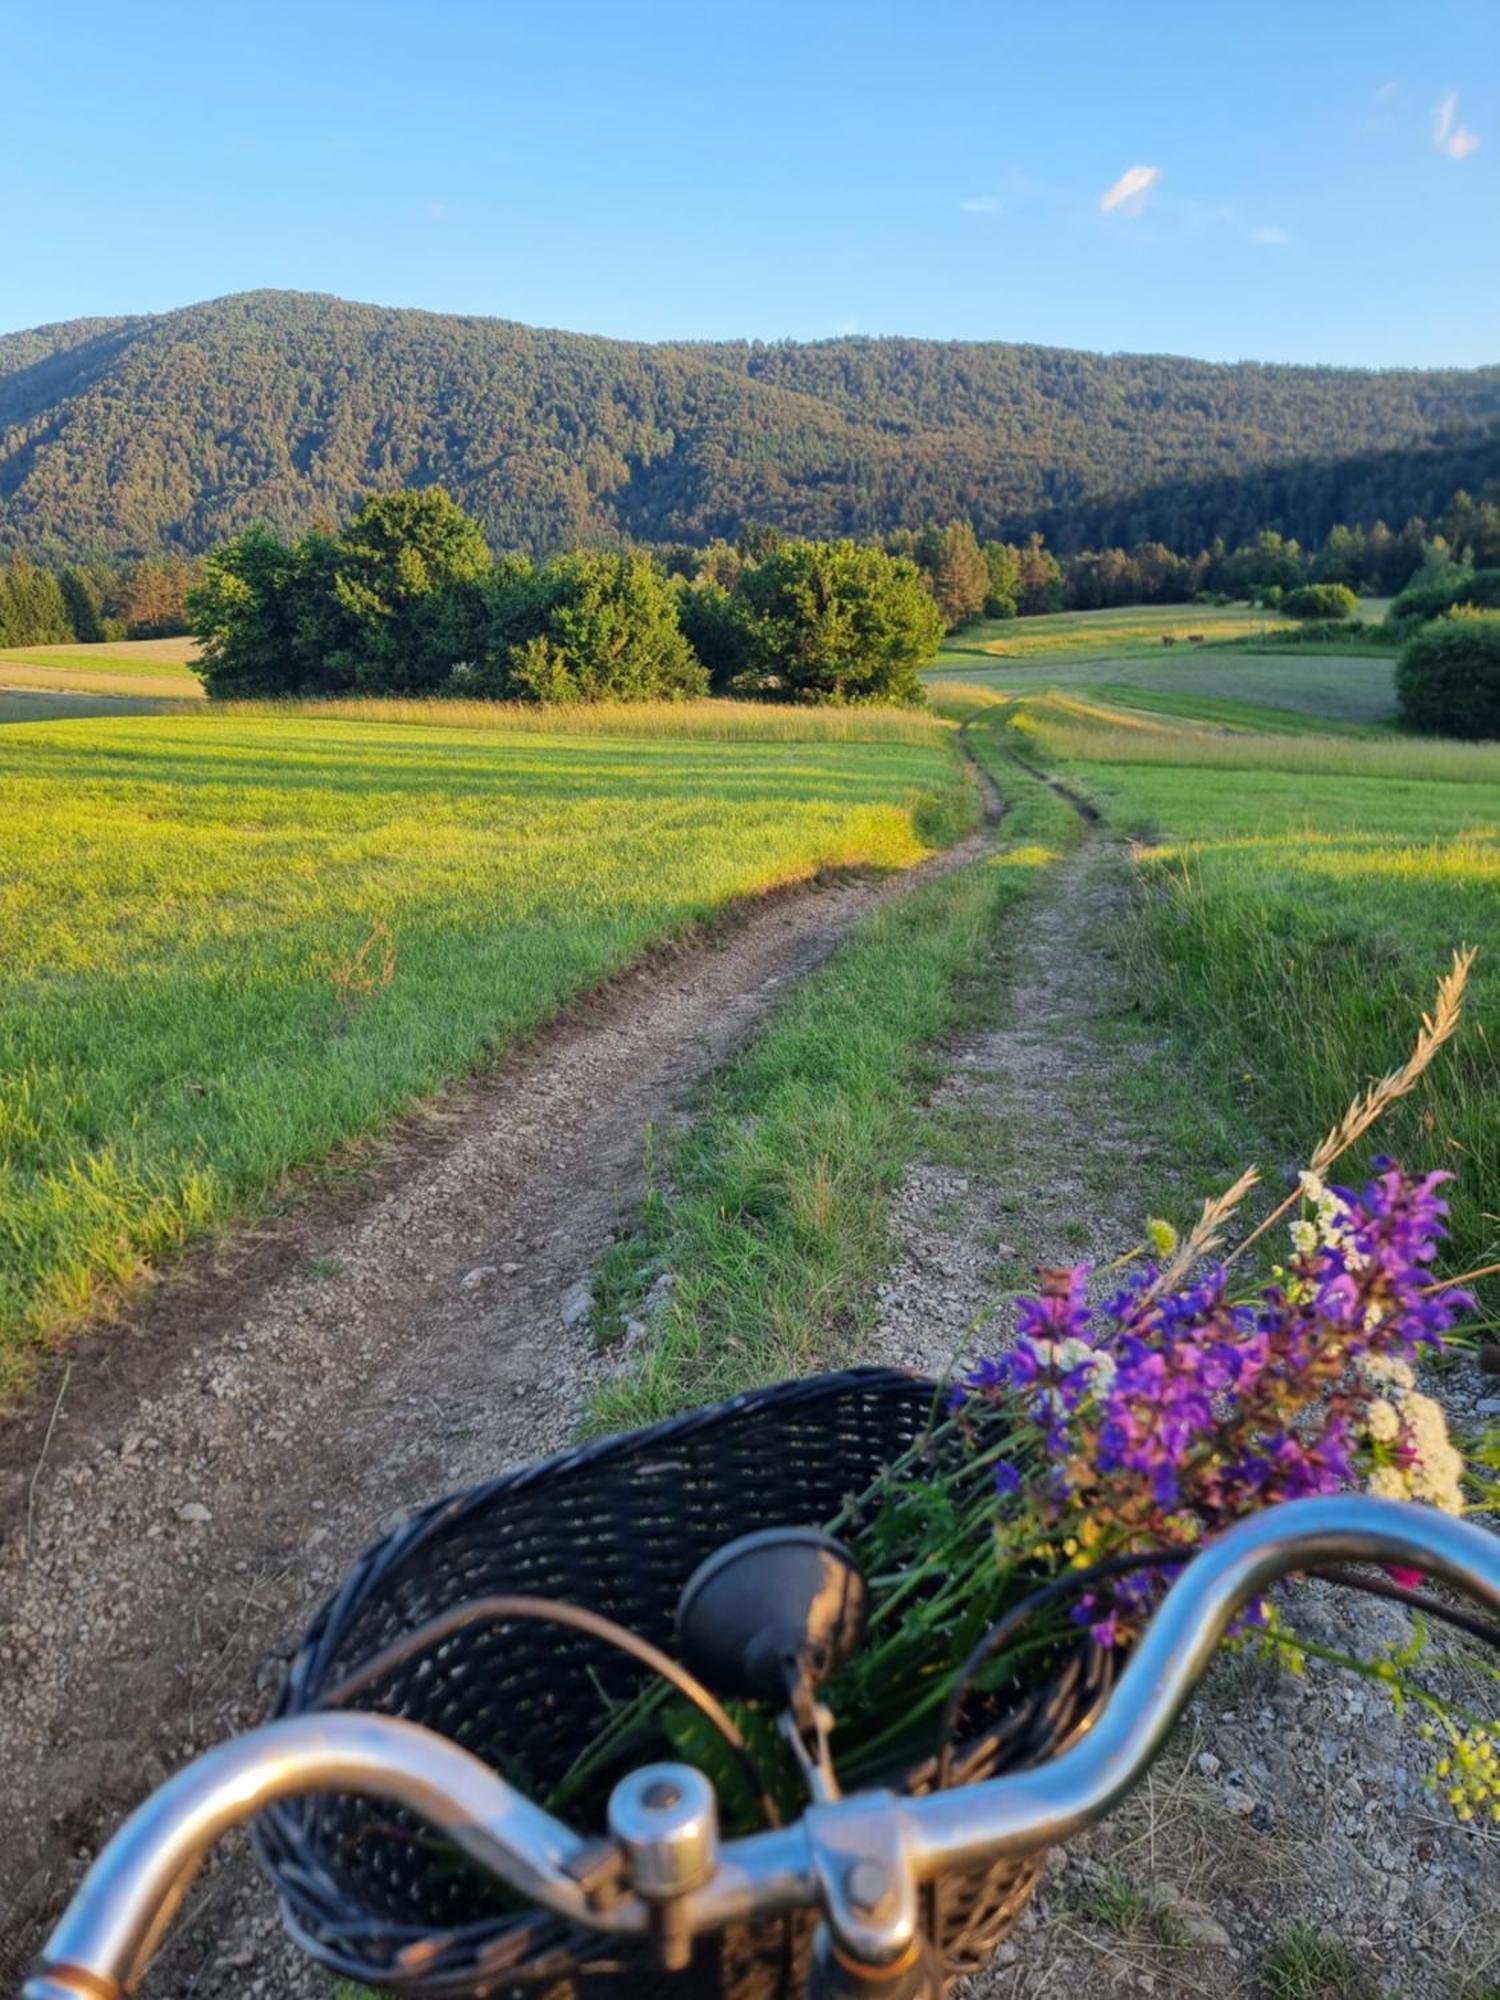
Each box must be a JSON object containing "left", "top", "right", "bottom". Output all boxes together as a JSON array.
[
  {"left": 1022, "top": 700, "right": 1500, "bottom": 1308},
  {"left": 1014, "top": 699, "right": 1500, "bottom": 785},
  {"left": 0, "top": 710, "right": 973, "bottom": 1388},
  {"left": 214, "top": 694, "right": 953, "bottom": 745}
]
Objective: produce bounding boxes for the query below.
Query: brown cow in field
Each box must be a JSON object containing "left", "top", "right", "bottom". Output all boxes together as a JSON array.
[
  {"left": 1161, "top": 634, "right": 1178, "bottom": 647},
  {"left": 1186, "top": 632, "right": 1206, "bottom": 643}
]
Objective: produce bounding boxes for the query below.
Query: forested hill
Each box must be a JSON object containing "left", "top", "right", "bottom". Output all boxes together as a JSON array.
[{"left": 2, "top": 289, "right": 1498, "bottom": 561}]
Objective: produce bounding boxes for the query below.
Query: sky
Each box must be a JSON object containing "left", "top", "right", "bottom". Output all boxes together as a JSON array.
[{"left": 3, "top": 0, "right": 1498, "bottom": 368}]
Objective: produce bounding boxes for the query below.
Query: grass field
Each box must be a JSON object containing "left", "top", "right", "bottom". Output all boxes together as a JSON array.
[
  {"left": 934, "top": 599, "right": 1393, "bottom": 674},
  {"left": 0, "top": 636, "right": 203, "bottom": 706},
  {"left": 927, "top": 644, "right": 1398, "bottom": 728},
  {"left": 1009, "top": 693, "right": 1499, "bottom": 1311},
  {"left": 0, "top": 702, "right": 973, "bottom": 1389}
]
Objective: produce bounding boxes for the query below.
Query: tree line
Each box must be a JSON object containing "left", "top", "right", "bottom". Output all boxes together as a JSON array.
[
  {"left": 0, "top": 553, "right": 198, "bottom": 648},
  {"left": 13, "top": 478, "right": 1497, "bottom": 672},
  {"left": 869, "top": 488, "right": 1500, "bottom": 630}
]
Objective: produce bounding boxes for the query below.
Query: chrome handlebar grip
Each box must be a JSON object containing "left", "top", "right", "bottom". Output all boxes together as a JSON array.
[
  {"left": 25, "top": 1497, "right": 1500, "bottom": 1996},
  {"left": 904, "top": 1494, "right": 1500, "bottom": 1877},
  {"left": 22, "top": 1711, "right": 641, "bottom": 1999}
]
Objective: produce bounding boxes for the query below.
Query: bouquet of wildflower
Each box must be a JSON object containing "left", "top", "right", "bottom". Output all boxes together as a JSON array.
[{"left": 953, "top": 1157, "right": 1471, "bottom": 1651}]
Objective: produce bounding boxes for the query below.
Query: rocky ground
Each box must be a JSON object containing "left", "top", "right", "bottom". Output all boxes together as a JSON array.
[{"left": 869, "top": 836, "right": 1499, "bottom": 2000}]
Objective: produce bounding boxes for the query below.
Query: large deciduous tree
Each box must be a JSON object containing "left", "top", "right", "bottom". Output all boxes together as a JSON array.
[
  {"left": 730, "top": 540, "right": 941, "bottom": 705},
  {"left": 448, "top": 550, "right": 706, "bottom": 702},
  {"left": 329, "top": 488, "right": 493, "bottom": 688}
]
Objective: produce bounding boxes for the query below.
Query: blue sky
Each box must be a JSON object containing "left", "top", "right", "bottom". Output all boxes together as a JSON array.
[{"left": 5, "top": 0, "right": 1497, "bottom": 367}]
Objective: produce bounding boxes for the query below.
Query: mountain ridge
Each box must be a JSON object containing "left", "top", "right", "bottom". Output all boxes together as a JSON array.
[{"left": 2, "top": 289, "right": 1498, "bottom": 560}]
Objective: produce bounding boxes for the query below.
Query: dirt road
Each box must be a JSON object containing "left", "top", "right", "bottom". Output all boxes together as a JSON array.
[{"left": 0, "top": 821, "right": 994, "bottom": 1994}]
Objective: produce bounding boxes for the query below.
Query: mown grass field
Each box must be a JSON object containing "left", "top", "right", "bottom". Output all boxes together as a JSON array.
[
  {"left": 0, "top": 702, "right": 973, "bottom": 1389},
  {"left": 1006, "top": 690, "right": 1500, "bottom": 1313},
  {"left": 928, "top": 640, "right": 1397, "bottom": 727},
  {"left": 933, "top": 598, "right": 1394, "bottom": 674},
  {"left": 0, "top": 636, "right": 203, "bottom": 705}
]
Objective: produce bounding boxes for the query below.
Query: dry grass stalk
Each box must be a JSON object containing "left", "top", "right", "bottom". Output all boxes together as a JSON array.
[
  {"left": 1139, "top": 1165, "right": 1261, "bottom": 1307},
  {"left": 328, "top": 919, "right": 397, "bottom": 1008},
  {"left": 1306, "top": 946, "right": 1475, "bottom": 1176}
]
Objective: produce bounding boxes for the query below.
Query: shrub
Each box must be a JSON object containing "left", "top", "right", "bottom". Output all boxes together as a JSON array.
[
  {"left": 732, "top": 540, "right": 942, "bottom": 704},
  {"left": 458, "top": 550, "right": 707, "bottom": 703},
  {"left": 1283, "top": 583, "right": 1357, "bottom": 621},
  {"left": 1383, "top": 567, "right": 1500, "bottom": 626},
  {"left": 1395, "top": 610, "right": 1500, "bottom": 739}
]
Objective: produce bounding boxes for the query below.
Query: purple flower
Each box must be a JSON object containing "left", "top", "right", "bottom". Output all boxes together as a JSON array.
[{"left": 994, "top": 1460, "right": 1023, "bottom": 1497}]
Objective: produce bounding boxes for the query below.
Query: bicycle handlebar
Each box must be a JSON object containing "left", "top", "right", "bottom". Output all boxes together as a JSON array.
[{"left": 25, "top": 1496, "right": 1500, "bottom": 1998}]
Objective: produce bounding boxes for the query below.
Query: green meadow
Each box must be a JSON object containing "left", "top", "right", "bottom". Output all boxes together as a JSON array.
[
  {"left": 1005, "top": 688, "right": 1499, "bottom": 1311},
  {"left": 933, "top": 598, "right": 1393, "bottom": 672},
  {"left": 0, "top": 636, "right": 203, "bottom": 706},
  {"left": 0, "top": 702, "right": 972, "bottom": 1387}
]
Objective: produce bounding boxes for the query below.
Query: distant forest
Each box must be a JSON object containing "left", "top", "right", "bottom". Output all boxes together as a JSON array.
[{"left": 0, "top": 290, "right": 1498, "bottom": 564}]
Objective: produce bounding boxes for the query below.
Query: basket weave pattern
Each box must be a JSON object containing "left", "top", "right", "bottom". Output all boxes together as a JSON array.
[{"left": 256, "top": 1369, "right": 1109, "bottom": 1996}]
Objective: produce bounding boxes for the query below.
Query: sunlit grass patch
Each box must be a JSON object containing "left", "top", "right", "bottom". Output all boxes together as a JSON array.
[
  {"left": 1019, "top": 702, "right": 1500, "bottom": 1306},
  {"left": 0, "top": 637, "right": 205, "bottom": 703},
  {"left": 1015, "top": 699, "right": 1500, "bottom": 788},
  {"left": 215, "top": 693, "right": 955, "bottom": 744},
  {"left": 0, "top": 708, "right": 973, "bottom": 1389},
  {"left": 935, "top": 601, "right": 1299, "bottom": 665},
  {"left": 926, "top": 645, "right": 1397, "bottom": 731}
]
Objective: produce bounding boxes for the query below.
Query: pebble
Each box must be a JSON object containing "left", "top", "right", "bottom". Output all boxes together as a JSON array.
[
  {"left": 460, "top": 1264, "right": 497, "bottom": 1290},
  {"left": 559, "top": 1281, "right": 595, "bottom": 1328}
]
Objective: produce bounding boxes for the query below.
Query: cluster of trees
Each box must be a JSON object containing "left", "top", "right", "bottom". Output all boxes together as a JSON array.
[
  {"left": 0, "top": 552, "right": 198, "bottom": 647},
  {"left": 1397, "top": 612, "right": 1500, "bottom": 739},
  {"left": 3, "top": 289, "right": 1499, "bottom": 564},
  {"left": 868, "top": 501, "right": 1480, "bottom": 633},
  {"left": 189, "top": 491, "right": 942, "bottom": 705}
]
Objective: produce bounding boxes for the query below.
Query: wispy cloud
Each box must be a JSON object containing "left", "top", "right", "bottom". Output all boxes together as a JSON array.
[
  {"left": 958, "top": 194, "right": 1002, "bottom": 215},
  {"left": 1248, "top": 224, "right": 1291, "bottom": 247},
  {"left": 425, "top": 200, "right": 448, "bottom": 221},
  {"left": 1433, "top": 92, "right": 1481, "bottom": 160},
  {"left": 1099, "top": 164, "right": 1161, "bottom": 217}
]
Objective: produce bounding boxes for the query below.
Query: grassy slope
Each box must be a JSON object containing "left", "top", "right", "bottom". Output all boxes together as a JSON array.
[
  {"left": 1015, "top": 697, "right": 1500, "bottom": 1312},
  {"left": 934, "top": 600, "right": 1391, "bottom": 671},
  {"left": 588, "top": 729, "right": 1080, "bottom": 1435},
  {"left": 0, "top": 703, "right": 973, "bottom": 1387},
  {"left": 928, "top": 646, "right": 1397, "bottom": 728}
]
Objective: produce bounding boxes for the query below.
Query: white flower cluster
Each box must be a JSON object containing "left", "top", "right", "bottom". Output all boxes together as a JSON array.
[
  {"left": 1031, "top": 1337, "right": 1116, "bottom": 1397},
  {"left": 1358, "top": 1357, "right": 1465, "bottom": 1514},
  {"left": 1290, "top": 1171, "right": 1365, "bottom": 1268}
]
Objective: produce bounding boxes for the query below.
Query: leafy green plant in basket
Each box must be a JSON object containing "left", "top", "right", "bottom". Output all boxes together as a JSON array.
[{"left": 557, "top": 949, "right": 1499, "bottom": 1834}]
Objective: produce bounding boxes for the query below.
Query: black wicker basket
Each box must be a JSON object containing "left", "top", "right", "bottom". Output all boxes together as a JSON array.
[{"left": 256, "top": 1368, "right": 1110, "bottom": 1997}]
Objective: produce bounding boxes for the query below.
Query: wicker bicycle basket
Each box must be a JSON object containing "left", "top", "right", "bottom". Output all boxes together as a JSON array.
[{"left": 256, "top": 1368, "right": 1112, "bottom": 1997}]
